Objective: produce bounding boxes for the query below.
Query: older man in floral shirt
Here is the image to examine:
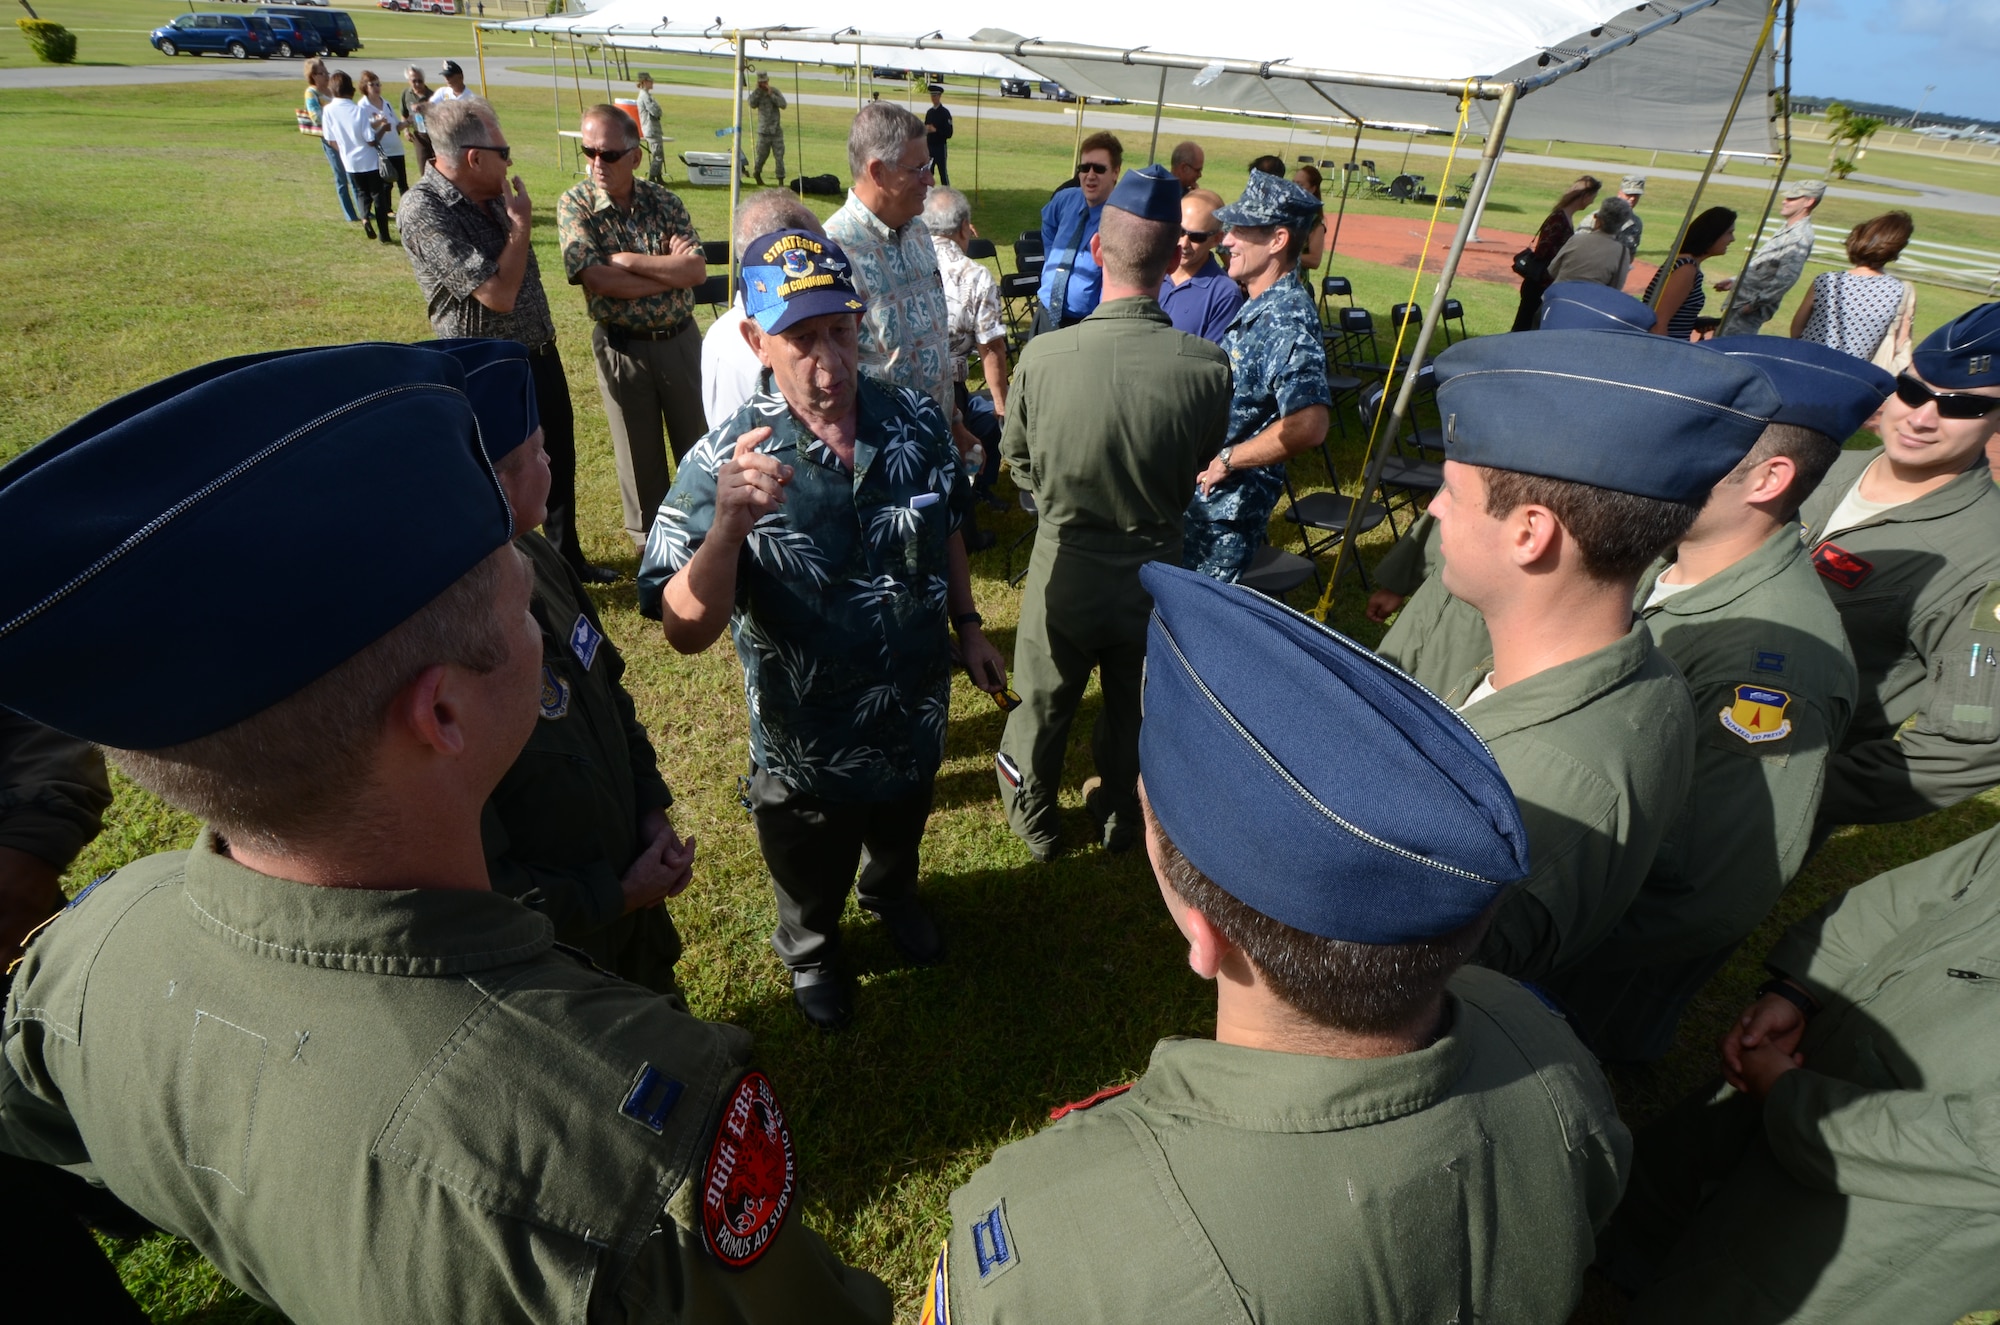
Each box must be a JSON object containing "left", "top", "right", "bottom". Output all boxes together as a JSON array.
[{"left": 639, "top": 229, "right": 1005, "bottom": 1031}]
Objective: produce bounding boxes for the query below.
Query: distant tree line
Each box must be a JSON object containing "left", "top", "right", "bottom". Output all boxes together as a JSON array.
[{"left": 1790, "top": 94, "right": 1984, "bottom": 129}]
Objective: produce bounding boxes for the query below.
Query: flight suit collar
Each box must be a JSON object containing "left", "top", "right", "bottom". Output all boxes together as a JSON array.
[
  {"left": 181, "top": 828, "right": 556, "bottom": 976},
  {"left": 1637, "top": 522, "right": 1806, "bottom": 620},
  {"left": 1129, "top": 1003, "right": 1471, "bottom": 1132},
  {"left": 1455, "top": 620, "right": 1655, "bottom": 738},
  {"left": 1082, "top": 295, "right": 1170, "bottom": 325},
  {"left": 1809, "top": 448, "right": 1996, "bottom": 542}
]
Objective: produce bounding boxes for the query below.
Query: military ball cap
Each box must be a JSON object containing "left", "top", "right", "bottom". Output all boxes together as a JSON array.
[
  {"left": 1703, "top": 335, "right": 1892, "bottom": 441},
  {"left": 1433, "top": 329, "right": 1781, "bottom": 501},
  {"left": 1106, "top": 163, "right": 1183, "bottom": 224},
  {"left": 739, "top": 229, "right": 867, "bottom": 336},
  {"left": 1214, "top": 170, "right": 1323, "bottom": 235},
  {"left": 1138, "top": 563, "right": 1529, "bottom": 944},
  {"left": 422, "top": 338, "right": 541, "bottom": 460},
  {"left": 1911, "top": 300, "right": 2000, "bottom": 389},
  {"left": 1538, "top": 281, "right": 1656, "bottom": 334},
  {"left": 0, "top": 344, "right": 513, "bottom": 749}
]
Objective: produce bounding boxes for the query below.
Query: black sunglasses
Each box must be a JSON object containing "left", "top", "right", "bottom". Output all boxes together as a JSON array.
[
  {"left": 1076, "top": 162, "right": 1112, "bottom": 176},
  {"left": 1895, "top": 371, "right": 2000, "bottom": 420},
  {"left": 1181, "top": 228, "right": 1217, "bottom": 243},
  {"left": 465, "top": 143, "right": 512, "bottom": 162},
  {"left": 580, "top": 144, "right": 634, "bottom": 162}
]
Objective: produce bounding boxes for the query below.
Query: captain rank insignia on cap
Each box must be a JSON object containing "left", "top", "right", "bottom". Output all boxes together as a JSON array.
[
  {"left": 1722, "top": 685, "right": 1794, "bottom": 744},
  {"left": 539, "top": 663, "right": 570, "bottom": 720},
  {"left": 569, "top": 613, "right": 602, "bottom": 670}
]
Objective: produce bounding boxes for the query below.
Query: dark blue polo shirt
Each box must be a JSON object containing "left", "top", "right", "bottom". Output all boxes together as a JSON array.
[{"left": 1158, "top": 257, "right": 1245, "bottom": 344}]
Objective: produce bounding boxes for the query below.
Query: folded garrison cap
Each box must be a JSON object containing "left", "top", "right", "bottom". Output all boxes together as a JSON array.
[
  {"left": 422, "top": 338, "right": 540, "bottom": 459},
  {"left": 740, "top": 229, "right": 866, "bottom": 335},
  {"left": 0, "top": 344, "right": 512, "bottom": 749},
  {"left": 1539, "top": 281, "right": 1656, "bottom": 334},
  {"left": 1215, "top": 169, "right": 1322, "bottom": 235},
  {"left": 1783, "top": 179, "right": 1825, "bottom": 201},
  {"left": 1434, "top": 330, "right": 1780, "bottom": 500},
  {"left": 1704, "top": 335, "right": 1893, "bottom": 441},
  {"left": 1138, "top": 563, "right": 1528, "bottom": 944},
  {"left": 1912, "top": 301, "right": 2000, "bottom": 389},
  {"left": 1107, "top": 164, "right": 1183, "bottom": 225}
]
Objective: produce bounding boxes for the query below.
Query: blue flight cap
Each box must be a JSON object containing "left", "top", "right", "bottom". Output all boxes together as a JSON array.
[
  {"left": 1539, "top": 281, "right": 1655, "bottom": 334},
  {"left": 739, "top": 229, "right": 866, "bottom": 335},
  {"left": 1138, "top": 563, "right": 1529, "bottom": 944},
  {"left": 1704, "top": 335, "right": 1893, "bottom": 441},
  {"left": 1434, "top": 330, "right": 1780, "bottom": 500},
  {"left": 1107, "top": 164, "right": 1182, "bottom": 224},
  {"left": 1911, "top": 300, "right": 2000, "bottom": 389},
  {"left": 0, "top": 345, "right": 513, "bottom": 749},
  {"left": 1214, "top": 170, "right": 1323, "bottom": 236},
  {"left": 422, "top": 338, "right": 540, "bottom": 460}
]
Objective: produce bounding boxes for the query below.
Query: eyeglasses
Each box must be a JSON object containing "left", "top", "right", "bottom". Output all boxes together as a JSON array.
[
  {"left": 465, "top": 143, "right": 512, "bottom": 162},
  {"left": 1894, "top": 371, "right": 2000, "bottom": 420},
  {"left": 893, "top": 157, "right": 935, "bottom": 178},
  {"left": 1076, "top": 162, "right": 1112, "bottom": 176},
  {"left": 1181, "top": 228, "right": 1217, "bottom": 243},
  {"left": 579, "top": 144, "right": 634, "bottom": 162}
]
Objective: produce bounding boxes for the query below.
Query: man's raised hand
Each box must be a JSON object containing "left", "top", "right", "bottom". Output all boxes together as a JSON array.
[{"left": 713, "top": 427, "right": 792, "bottom": 541}]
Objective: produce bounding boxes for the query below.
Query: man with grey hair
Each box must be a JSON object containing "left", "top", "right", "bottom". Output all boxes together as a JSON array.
[
  {"left": 1716, "top": 180, "right": 1825, "bottom": 335},
  {"left": 1170, "top": 140, "right": 1204, "bottom": 194},
  {"left": 1576, "top": 173, "right": 1646, "bottom": 257},
  {"left": 701, "top": 188, "right": 822, "bottom": 426},
  {"left": 924, "top": 185, "right": 1009, "bottom": 547},
  {"left": 399, "top": 95, "right": 607, "bottom": 582},
  {"left": 1547, "top": 194, "right": 1636, "bottom": 292}
]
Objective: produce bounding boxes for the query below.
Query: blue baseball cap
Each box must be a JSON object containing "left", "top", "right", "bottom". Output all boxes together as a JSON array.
[
  {"left": 739, "top": 229, "right": 866, "bottom": 335},
  {"left": 1107, "top": 164, "right": 1182, "bottom": 224},
  {"left": 422, "top": 338, "right": 540, "bottom": 460},
  {"left": 1911, "top": 301, "right": 2000, "bottom": 389},
  {"left": 1539, "top": 282, "right": 1655, "bottom": 334},
  {"left": 0, "top": 344, "right": 513, "bottom": 748},
  {"left": 1214, "top": 170, "right": 1322, "bottom": 235},
  {"left": 1704, "top": 335, "right": 1893, "bottom": 441},
  {"left": 1139, "top": 563, "right": 1528, "bottom": 944},
  {"left": 1434, "top": 330, "right": 1780, "bottom": 500}
]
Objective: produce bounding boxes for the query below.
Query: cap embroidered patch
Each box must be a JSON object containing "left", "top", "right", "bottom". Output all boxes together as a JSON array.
[
  {"left": 620, "top": 1063, "right": 685, "bottom": 1134},
  {"left": 919, "top": 1244, "right": 952, "bottom": 1325},
  {"left": 539, "top": 663, "right": 570, "bottom": 720},
  {"left": 569, "top": 612, "right": 603, "bottom": 670},
  {"left": 1721, "top": 685, "right": 1793, "bottom": 744},
  {"left": 970, "top": 1199, "right": 1019, "bottom": 1284},
  {"left": 1813, "top": 542, "right": 1873, "bottom": 590},
  {"left": 700, "top": 1071, "right": 797, "bottom": 1270}
]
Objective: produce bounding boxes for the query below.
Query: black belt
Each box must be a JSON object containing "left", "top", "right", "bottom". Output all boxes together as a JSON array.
[
  {"left": 523, "top": 340, "right": 560, "bottom": 358},
  {"left": 602, "top": 320, "right": 691, "bottom": 343}
]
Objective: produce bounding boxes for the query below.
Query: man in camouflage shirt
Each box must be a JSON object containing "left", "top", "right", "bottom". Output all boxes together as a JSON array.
[
  {"left": 747, "top": 71, "right": 787, "bottom": 186},
  {"left": 1716, "top": 181, "right": 1824, "bottom": 336}
]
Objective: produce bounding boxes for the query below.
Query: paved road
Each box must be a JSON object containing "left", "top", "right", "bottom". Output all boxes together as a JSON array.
[{"left": 10, "top": 52, "right": 1999, "bottom": 218}]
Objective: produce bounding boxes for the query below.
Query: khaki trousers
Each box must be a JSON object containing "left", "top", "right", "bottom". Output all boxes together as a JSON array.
[{"left": 589, "top": 320, "right": 707, "bottom": 544}]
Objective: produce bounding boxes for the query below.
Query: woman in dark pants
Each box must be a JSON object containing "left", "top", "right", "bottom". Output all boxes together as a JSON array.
[{"left": 1511, "top": 175, "right": 1601, "bottom": 331}]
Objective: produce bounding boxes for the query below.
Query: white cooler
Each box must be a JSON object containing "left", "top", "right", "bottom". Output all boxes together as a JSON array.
[{"left": 680, "top": 151, "right": 738, "bottom": 185}]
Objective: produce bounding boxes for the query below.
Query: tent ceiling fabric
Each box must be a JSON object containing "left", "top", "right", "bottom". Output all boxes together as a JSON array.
[{"left": 500, "top": 0, "right": 1776, "bottom": 154}]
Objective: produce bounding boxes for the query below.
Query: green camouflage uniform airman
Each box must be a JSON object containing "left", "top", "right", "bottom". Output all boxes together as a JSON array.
[{"left": 746, "top": 80, "right": 786, "bottom": 185}]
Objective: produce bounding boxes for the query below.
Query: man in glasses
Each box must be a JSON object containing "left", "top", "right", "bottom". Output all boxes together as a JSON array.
[
  {"left": 1037, "top": 131, "right": 1124, "bottom": 330},
  {"left": 1801, "top": 301, "right": 2000, "bottom": 831},
  {"left": 1157, "top": 188, "right": 1241, "bottom": 343},
  {"left": 558, "top": 104, "right": 709, "bottom": 555},
  {"left": 399, "top": 95, "right": 609, "bottom": 585}
]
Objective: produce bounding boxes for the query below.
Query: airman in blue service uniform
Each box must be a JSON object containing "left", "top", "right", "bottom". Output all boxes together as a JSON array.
[
  {"left": 1182, "top": 171, "right": 1332, "bottom": 583},
  {"left": 1376, "top": 331, "right": 1779, "bottom": 983},
  {"left": 926, "top": 563, "right": 1628, "bottom": 1324},
  {"left": 995, "top": 165, "right": 1232, "bottom": 860},
  {"left": 0, "top": 345, "right": 891, "bottom": 1324}
]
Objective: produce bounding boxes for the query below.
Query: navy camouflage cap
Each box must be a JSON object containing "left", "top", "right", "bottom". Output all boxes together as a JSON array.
[
  {"left": 1911, "top": 301, "right": 2000, "bottom": 390},
  {"left": 1214, "top": 170, "right": 1323, "bottom": 236}
]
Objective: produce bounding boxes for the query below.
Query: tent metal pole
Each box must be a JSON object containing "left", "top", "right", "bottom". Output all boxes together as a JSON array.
[
  {"left": 973, "top": 75, "right": 982, "bottom": 206},
  {"left": 1072, "top": 86, "right": 1085, "bottom": 164},
  {"left": 856, "top": 47, "right": 863, "bottom": 110},
  {"left": 551, "top": 32, "right": 562, "bottom": 176},
  {"left": 474, "top": 23, "right": 489, "bottom": 98},
  {"left": 1717, "top": 0, "right": 1795, "bottom": 328},
  {"left": 1147, "top": 65, "right": 1168, "bottom": 166},
  {"left": 1325, "top": 120, "right": 1363, "bottom": 259},
  {"left": 602, "top": 39, "right": 611, "bottom": 101},
  {"left": 794, "top": 59, "right": 805, "bottom": 184},
  {"left": 730, "top": 32, "right": 745, "bottom": 290},
  {"left": 1648, "top": 0, "right": 1782, "bottom": 310},
  {"left": 1321, "top": 81, "right": 1519, "bottom": 617}
]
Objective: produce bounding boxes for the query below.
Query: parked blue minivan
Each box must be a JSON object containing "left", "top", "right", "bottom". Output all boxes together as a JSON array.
[{"left": 150, "top": 13, "right": 282, "bottom": 60}]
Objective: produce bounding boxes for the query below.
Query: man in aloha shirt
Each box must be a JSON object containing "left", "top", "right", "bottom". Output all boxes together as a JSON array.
[{"left": 638, "top": 229, "right": 1005, "bottom": 1032}]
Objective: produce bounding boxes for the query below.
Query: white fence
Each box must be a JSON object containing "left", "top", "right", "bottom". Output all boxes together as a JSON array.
[{"left": 1765, "top": 219, "right": 2000, "bottom": 295}]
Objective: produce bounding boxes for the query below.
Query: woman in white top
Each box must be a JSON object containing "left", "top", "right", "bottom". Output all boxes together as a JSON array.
[
  {"left": 1793, "top": 211, "right": 1915, "bottom": 366},
  {"left": 358, "top": 71, "right": 408, "bottom": 208},
  {"left": 319, "top": 70, "right": 394, "bottom": 244}
]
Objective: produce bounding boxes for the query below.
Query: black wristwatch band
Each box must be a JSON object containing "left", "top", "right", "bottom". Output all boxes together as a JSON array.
[
  {"left": 952, "top": 612, "right": 983, "bottom": 631},
  {"left": 1757, "top": 976, "right": 1817, "bottom": 1019}
]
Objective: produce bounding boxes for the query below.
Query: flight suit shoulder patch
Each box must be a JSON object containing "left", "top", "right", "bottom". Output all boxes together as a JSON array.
[
  {"left": 1048, "top": 1081, "right": 1132, "bottom": 1121},
  {"left": 620, "top": 1063, "right": 686, "bottom": 1134},
  {"left": 920, "top": 1242, "right": 953, "bottom": 1324},
  {"left": 699, "top": 1070, "right": 796, "bottom": 1270},
  {"left": 968, "top": 1197, "right": 1020, "bottom": 1284},
  {"left": 569, "top": 612, "right": 604, "bottom": 668},
  {"left": 1720, "top": 684, "right": 1794, "bottom": 744},
  {"left": 538, "top": 663, "right": 570, "bottom": 720},
  {"left": 1969, "top": 582, "right": 2000, "bottom": 636}
]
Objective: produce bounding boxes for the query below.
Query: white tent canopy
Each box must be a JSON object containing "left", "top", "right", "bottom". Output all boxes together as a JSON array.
[{"left": 498, "top": 0, "right": 1779, "bottom": 154}]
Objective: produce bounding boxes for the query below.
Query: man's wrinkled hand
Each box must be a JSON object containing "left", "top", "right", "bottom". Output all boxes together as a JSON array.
[
  {"left": 959, "top": 628, "right": 1007, "bottom": 694},
  {"left": 1721, "top": 990, "right": 1808, "bottom": 1092},
  {"left": 621, "top": 813, "right": 696, "bottom": 912},
  {"left": 1196, "top": 457, "right": 1230, "bottom": 498},
  {"left": 503, "top": 175, "right": 533, "bottom": 232},
  {"left": 713, "top": 427, "right": 791, "bottom": 541}
]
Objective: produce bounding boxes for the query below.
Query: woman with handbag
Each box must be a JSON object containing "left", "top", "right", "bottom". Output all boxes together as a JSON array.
[
  {"left": 319, "top": 71, "right": 395, "bottom": 245},
  {"left": 1793, "top": 211, "right": 1916, "bottom": 369},
  {"left": 1644, "top": 206, "right": 1737, "bottom": 340},
  {"left": 358, "top": 72, "right": 409, "bottom": 214},
  {"left": 302, "top": 59, "right": 361, "bottom": 226},
  {"left": 1510, "top": 176, "right": 1600, "bottom": 331}
]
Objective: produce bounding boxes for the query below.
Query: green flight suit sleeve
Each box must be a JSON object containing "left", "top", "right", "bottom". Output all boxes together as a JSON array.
[
  {"left": 0, "top": 710, "right": 112, "bottom": 871},
  {"left": 1374, "top": 512, "right": 1441, "bottom": 598},
  {"left": 1818, "top": 580, "right": 2000, "bottom": 826},
  {"left": 577, "top": 563, "right": 674, "bottom": 815},
  {"left": 999, "top": 355, "right": 1034, "bottom": 497},
  {"left": 482, "top": 801, "right": 626, "bottom": 938},
  {"left": 1760, "top": 1070, "right": 2000, "bottom": 1213},
  {"left": 594, "top": 1202, "right": 892, "bottom": 1324}
]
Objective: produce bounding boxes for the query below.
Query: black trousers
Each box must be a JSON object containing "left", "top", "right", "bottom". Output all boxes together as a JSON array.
[
  {"left": 747, "top": 767, "right": 935, "bottom": 971},
  {"left": 526, "top": 345, "right": 589, "bottom": 574},
  {"left": 0, "top": 1152, "right": 151, "bottom": 1322},
  {"left": 931, "top": 144, "right": 949, "bottom": 186},
  {"left": 347, "top": 167, "right": 391, "bottom": 241},
  {"left": 380, "top": 152, "right": 410, "bottom": 198}
]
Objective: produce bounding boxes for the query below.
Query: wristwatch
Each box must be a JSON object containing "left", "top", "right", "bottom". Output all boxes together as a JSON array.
[{"left": 1217, "top": 446, "right": 1235, "bottom": 475}]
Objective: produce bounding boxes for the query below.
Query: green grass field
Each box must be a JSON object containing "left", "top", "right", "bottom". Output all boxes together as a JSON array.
[{"left": 5, "top": 15, "right": 2000, "bottom": 1321}]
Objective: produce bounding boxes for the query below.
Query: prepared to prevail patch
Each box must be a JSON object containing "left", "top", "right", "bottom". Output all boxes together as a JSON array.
[
  {"left": 919, "top": 1243, "right": 952, "bottom": 1325},
  {"left": 1721, "top": 685, "right": 1793, "bottom": 744},
  {"left": 700, "top": 1070, "right": 797, "bottom": 1270},
  {"left": 539, "top": 664, "right": 571, "bottom": 720}
]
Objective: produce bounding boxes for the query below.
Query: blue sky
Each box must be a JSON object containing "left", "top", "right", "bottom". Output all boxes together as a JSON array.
[{"left": 1794, "top": 0, "right": 2000, "bottom": 121}]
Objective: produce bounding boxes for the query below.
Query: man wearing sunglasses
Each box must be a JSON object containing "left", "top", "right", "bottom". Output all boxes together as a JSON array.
[
  {"left": 1037, "top": 132, "right": 1124, "bottom": 331},
  {"left": 1800, "top": 302, "right": 2000, "bottom": 831},
  {"left": 1157, "top": 188, "right": 1242, "bottom": 343},
  {"left": 559, "top": 104, "right": 710, "bottom": 555}
]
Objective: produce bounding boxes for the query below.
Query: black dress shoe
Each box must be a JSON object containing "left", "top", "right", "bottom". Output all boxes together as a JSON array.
[
  {"left": 869, "top": 901, "right": 945, "bottom": 966},
  {"left": 791, "top": 967, "right": 853, "bottom": 1031},
  {"left": 572, "top": 563, "right": 620, "bottom": 584},
  {"left": 363, "top": 220, "right": 376, "bottom": 240}
]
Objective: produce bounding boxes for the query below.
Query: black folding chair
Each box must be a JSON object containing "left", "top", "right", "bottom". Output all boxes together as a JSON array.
[
  {"left": 964, "top": 235, "right": 1004, "bottom": 286},
  {"left": 999, "top": 271, "right": 1041, "bottom": 350},
  {"left": 700, "top": 239, "right": 731, "bottom": 267},
  {"left": 1280, "top": 446, "right": 1387, "bottom": 590},
  {"left": 1358, "top": 376, "right": 1444, "bottom": 533},
  {"left": 1013, "top": 234, "right": 1045, "bottom": 281},
  {"left": 1335, "top": 307, "right": 1396, "bottom": 377},
  {"left": 1440, "top": 298, "right": 1469, "bottom": 344},
  {"left": 693, "top": 273, "right": 731, "bottom": 314},
  {"left": 1238, "top": 544, "right": 1319, "bottom": 606}
]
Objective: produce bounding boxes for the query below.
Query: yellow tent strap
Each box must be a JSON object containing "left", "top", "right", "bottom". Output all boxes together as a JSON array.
[{"left": 1310, "top": 84, "right": 1474, "bottom": 623}]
